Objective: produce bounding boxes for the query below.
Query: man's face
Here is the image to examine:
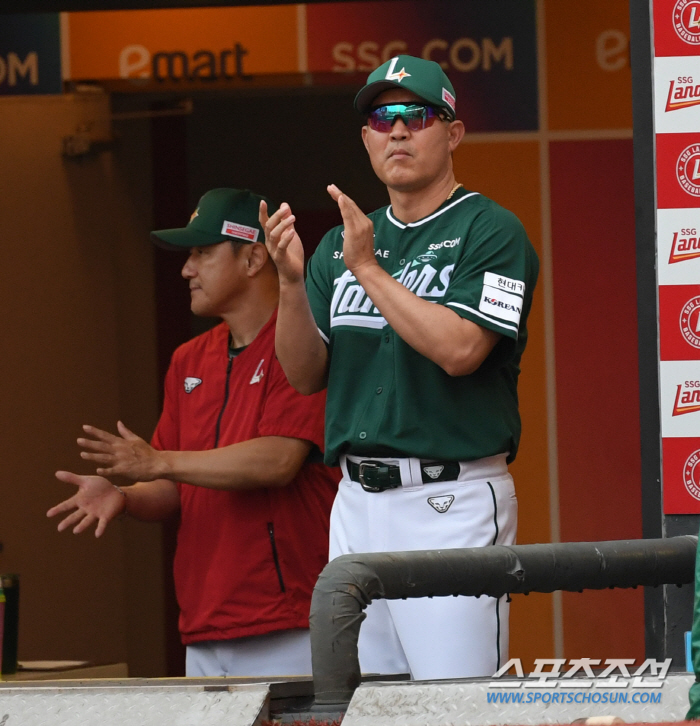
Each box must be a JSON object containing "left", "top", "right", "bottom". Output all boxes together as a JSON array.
[
  {"left": 181, "top": 241, "right": 248, "bottom": 317},
  {"left": 361, "top": 88, "right": 463, "bottom": 192}
]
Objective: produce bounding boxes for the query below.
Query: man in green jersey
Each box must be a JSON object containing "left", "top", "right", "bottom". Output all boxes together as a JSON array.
[{"left": 261, "top": 55, "right": 539, "bottom": 680}]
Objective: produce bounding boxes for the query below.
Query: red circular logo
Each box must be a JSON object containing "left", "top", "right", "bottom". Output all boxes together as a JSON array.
[
  {"left": 680, "top": 296, "right": 700, "bottom": 348},
  {"left": 684, "top": 449, "right": 700, "bottom": 500},
  {"left": 674, "top": 0, "right": 700, "bottom": 44},
  {"left": 677, "top": 144, "right": 700, "bottom": 196}
]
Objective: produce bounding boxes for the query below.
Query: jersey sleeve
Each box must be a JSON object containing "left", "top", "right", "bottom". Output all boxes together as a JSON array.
[
  {"left": 305, "top": 231, "right": 336, "bottom": 344},
  {"left": 443, "top": 204, "right": 538, "bottom": 341},
  {"left": 257, "top": 355, "right": 327, "bottom": 452},
  {"left": 151, "top": 353, "right": 181, "bottom": 452}
]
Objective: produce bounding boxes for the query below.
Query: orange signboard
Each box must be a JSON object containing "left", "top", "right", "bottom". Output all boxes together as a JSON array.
[
  {"left": 546, "top": 0, "right": 632, "bottom": 130},
  {"left": 67, "top": 6, "right": 299, "bottom": 81}
]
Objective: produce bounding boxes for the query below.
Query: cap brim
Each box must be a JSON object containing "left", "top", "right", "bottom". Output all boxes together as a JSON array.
[
  {"left": 150, "top": 227, "right": 229, "bottom": 250},
  {"left": 354, "top": 80, "right": 455, "bottom": 119},
  {"left": 354, "top": 80, "right": 410, "bottom": 114}
]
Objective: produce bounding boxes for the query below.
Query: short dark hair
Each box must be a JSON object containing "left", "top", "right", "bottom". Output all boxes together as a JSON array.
[{"left": 229, "top": 240, "right": 248, "bottom": 255}]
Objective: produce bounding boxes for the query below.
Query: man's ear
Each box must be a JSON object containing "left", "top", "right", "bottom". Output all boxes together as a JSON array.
[
  {"left": 447, "top": 119, "right": 465, "bottom": 152},
  {"left": 246, "top": 242, "right": 269, "bottom": 276},
  {"left": 361, "top": 124, "right": 370, "bottom": 153}
]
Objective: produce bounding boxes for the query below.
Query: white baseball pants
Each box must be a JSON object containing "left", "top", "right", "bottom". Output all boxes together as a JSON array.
[
  {"left": 330, "top": 453, "right": 517, "bottom": 681},
  {"left": 186, "top": 628, "right": 312, "bottom": 677}
]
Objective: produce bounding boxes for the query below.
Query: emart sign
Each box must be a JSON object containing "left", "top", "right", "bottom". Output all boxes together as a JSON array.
[{"left": 66, "top": 7, "right": 300, "bottom": 81}]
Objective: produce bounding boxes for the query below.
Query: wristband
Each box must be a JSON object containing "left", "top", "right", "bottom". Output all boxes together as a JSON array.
[{"left": 113, "top": 484, "right": 128, "bottom": 518}]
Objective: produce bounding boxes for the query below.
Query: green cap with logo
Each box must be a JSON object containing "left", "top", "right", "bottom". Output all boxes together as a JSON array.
[
  {"left": 354, "top": 54, "right": 457, "bottom": 120},
  {"left": 151, "top": 188, "right": 278, "bottom": 249}
]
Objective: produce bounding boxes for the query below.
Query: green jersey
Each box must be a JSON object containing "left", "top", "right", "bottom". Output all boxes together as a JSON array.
[{"left": 306, "top": 187, "right": 539, "bottom": 466}]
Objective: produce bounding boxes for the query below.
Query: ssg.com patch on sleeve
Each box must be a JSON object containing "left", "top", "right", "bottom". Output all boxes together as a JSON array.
[{"left": 479, "top": 272, "right": 524, "bottom": 326}]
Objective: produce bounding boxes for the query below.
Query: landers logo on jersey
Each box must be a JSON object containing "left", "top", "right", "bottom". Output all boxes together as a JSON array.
[
  {"left": 330, "top": 263, "right": 454, "bottom": 329},
  {"left": 669, "top": 229, "right": 700, "bottom": 263},
  {"left": 673, "top": 382, "right": 700, "bottom": 416},
  {"left": 676, "top": 143, "right": 700, "bottom": 196},
  {"left": 684, "top": 449, "right": 700, "bottom": 500},
  {"left": 666, "top": 78, "right": 700, "bottom": 112},
  {"left": 680, "top": 296, "right": 700, "bottom": 348},
  {"left": 674, "top": 0, "right": 700, "bottom": 45}
]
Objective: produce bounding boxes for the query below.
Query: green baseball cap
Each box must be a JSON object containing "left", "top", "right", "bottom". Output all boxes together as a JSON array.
[
  {"left": 354, "top": 54, "right": 457, "bottom": 120},
  {"left": 151, "top": 188, "right": 278, "bottom": 249}
]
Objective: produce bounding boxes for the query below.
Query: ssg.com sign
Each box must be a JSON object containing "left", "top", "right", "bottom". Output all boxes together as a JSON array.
[{"left": 0, "top": 15, "right": 61, "bottom": 95}]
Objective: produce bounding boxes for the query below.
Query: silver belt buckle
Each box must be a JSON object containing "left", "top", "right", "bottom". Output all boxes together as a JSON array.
[{"left": 358, "top": 461, "right": 383, "bottom": 492}]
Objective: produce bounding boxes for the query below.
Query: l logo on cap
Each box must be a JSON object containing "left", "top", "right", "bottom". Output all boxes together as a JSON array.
[{"left": 385, "top": 57, "right": 411, "bottom": 83}]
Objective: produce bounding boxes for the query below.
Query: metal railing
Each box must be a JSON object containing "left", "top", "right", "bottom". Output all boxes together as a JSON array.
[{"left": 309, "top": 536, "right": 698, "bottom": 705}]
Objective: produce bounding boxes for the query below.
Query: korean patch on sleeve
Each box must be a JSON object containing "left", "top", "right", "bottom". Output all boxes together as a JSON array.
[{"left": 443, "top": 204, "right": 538, "bottom": 341}]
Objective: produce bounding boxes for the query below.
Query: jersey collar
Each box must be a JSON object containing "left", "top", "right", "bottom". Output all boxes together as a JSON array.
[{"left": 385, "top": 188, "right": 480, "bottom": 230}]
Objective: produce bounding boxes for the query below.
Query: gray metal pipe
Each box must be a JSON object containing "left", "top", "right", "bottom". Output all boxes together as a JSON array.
[{"left": 309, "top": 536, "right": 697, "bottom": 705}]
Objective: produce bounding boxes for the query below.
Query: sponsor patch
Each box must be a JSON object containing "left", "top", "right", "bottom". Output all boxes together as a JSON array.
[
  {"left": 222, "top": 220, "right": 259, "bottom": 242},
  {"left": 483, "top": 271, "right": 525, "bottom": 297},
  {"left": 479, "top": 284, "right": 523, "bottom": 326},
  {"left": 184, "top": 376, "right": 202, "bottom": 393},
  {"left": 428, "top": 237, "right": 461, "bottom": 251},
  {"left": 427, "top": 494, "right": 454, "bottom": 513},
  {"left": 442, "top": 87, "right": 456, "bottom": 112}
]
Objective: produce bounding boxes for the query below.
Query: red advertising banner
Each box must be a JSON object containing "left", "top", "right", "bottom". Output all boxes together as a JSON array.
[
  {"left": 654, "top": 0, "right": 700, "bottom": 57},
  {"left": 656, "top": 132, "right": 700, "bottom": 208},
  {"left": 654, "top": 1, "right": 700, "bottom": 512},
  {"left": 663, "top": 437, "right": 700, "bottom": 513},
  {"left": 659, "top": 284, "right": 700, "bottom": 360}
]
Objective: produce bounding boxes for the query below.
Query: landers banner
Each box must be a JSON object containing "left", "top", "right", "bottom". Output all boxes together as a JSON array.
[{"left": 653, "top": 0, "right": 700, "bottom": 514}]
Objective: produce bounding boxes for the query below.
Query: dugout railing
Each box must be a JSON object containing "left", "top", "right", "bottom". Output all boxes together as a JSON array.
[{"left": 309, "top": 536, "right": 698, "bottom": 706}]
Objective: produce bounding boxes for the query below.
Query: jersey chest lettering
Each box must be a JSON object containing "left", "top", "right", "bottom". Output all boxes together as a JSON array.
[{"left": 330, "top": 262, "right": 454, "bottom": 330}]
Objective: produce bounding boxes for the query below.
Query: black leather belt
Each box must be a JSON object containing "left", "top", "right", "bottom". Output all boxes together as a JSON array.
[{"left": 347, "top": 459, "right": 461, "bottom": 492}]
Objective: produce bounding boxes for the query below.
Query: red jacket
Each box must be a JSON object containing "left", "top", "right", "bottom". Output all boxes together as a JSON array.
[{"left": 152, "top": 311, "right": 339, "bottom": 644}]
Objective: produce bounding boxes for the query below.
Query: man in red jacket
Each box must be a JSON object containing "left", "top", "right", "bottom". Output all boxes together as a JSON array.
[{"left": 48, "top": 188, "right": 339, "bottom": 677}]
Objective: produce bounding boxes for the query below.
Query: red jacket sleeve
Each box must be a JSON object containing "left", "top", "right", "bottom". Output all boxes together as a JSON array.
[{"left": 257, "top": 355, "right": 327, "bottom": 452}]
